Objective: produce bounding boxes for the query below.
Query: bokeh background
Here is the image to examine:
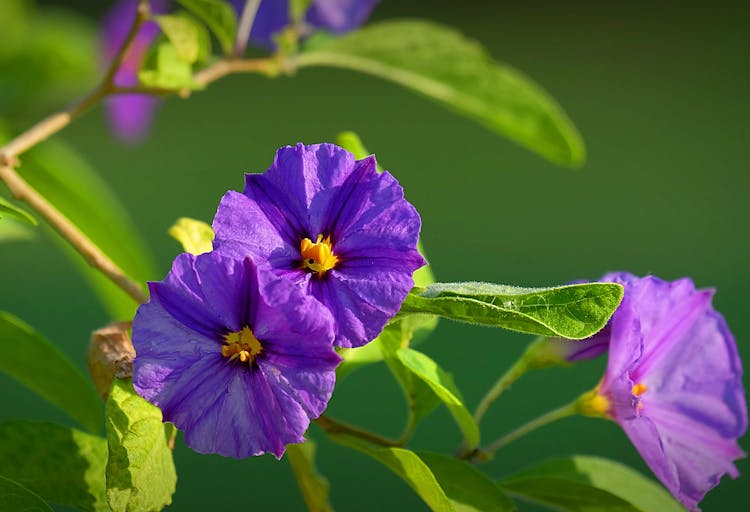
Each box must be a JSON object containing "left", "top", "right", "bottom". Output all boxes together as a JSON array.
[{"left": 2, "top": 0, "right": 749, "bottom": 510}]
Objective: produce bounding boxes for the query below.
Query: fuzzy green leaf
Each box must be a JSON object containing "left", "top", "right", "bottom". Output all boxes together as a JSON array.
[
  {"left": 298, "top": 21, "right": 585, "bottom": 167},
  {"left": 168, "top": 217, "right": 214, "bottom": 255},
  {"left": 286, "top": 441, "right": 333, "bottom": 512},
  {"left": 176, "top": 0, "right": 237, "bottom": 55},
  {"left": 0, "top": 312, "right": 102, "bottom": 433},
  {"left": 498, "top": 455, "right": 684, "bottom": 512},
  {"left": 22, "top": 140, "right": 156, "bottom": 319},
  {"left": 0, "top": 421, "right": 108, "bottom": 511},
  {"left": 395, "top": 348, "right": 479, "bottom": 447},
  {"left": 0, "top": 197, "right": 36, "bottom": 225},
  {"left": 105, "top": 380, "right": 176, "bottom": 512},
  {"left": 400, "top": 282, "right": 623, "bottom": 340},
  {"left": 0, "top": 476, "right": 53, "bottom": 512}
]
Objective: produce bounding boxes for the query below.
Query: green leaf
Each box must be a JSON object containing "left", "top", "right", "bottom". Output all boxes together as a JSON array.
[
  {"left": 297, "top": 21, "right": 585, "bottom": 167},
  {"left": 153, "top": 14, "right": 203, "bottom": 64},
  {"left": 0, "top": 476, "right": 53, "bottom": 512},
  {"left": 396, "top": 348, "right": 479, "bottom": 447},
  {"left": 335, "top": 130, "right": 382, "bottom": 172},
  {"left": 0, "top": 218, "right": 35, "bottom": 242},
  {"left": 417, "top": 452, "right": 516, "bottom": 512},
  {"left": 139, "top": 41, "right": 203, "bottom": 90},
  {"left": 22, "top": 140, "right": 157, "bottom": 319},
  {"left": 0, "top": 312, "right": 102, "bottom": 433},
  {"left": 0, "top": 421, "right": 108, "bottom": 511},
  {"left": 286, "top": 441, "right": 333, "bottom": 512},
  {"left": 176, "top": 0, "right": 238, "bottom": 55},
  {"left": 400, "top": 282, "right": 623, "bottom": 340},
  {"left": 378, "top": 321, "right": 441, "bottom": 426},
  {"left": 329, "top": 436, "right": 453, "bottom": 511},
  {"left": 168, "top": 216, "right": 214, "bottom": 255},
  {"left": 498, "top": 455, "right": 684, "bottom": 512},
  {"left": 0, "top": 197, "right": 36, "bottom": 225},
  {"left": 329, "top": 435, "right": 515, "bottom": 511},
  {"left": 105, "top": 379, "right": 176, "bottom": 512}
]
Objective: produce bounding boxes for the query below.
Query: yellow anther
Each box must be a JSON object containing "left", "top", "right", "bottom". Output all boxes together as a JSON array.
[
  {"left": 300, "top": 234, "right": 339, "bottom": 275},
  {"left": 632, "top": 383, "right": 648, "bottom": 397},
  {"left": 222, "top": 326, "right": 263, "bottom": 365}
]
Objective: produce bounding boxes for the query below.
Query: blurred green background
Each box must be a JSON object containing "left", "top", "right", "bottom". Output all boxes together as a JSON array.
[{"left": 2, "top": 0, "right": 749, "bottom": 510}]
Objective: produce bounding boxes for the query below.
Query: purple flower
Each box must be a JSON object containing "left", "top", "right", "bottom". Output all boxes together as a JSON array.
[
  {"left": 212, "top": 143, "right": 426, "bottom": 348},
  {"left": 579, "top": 272, "right": 746, "bottom": 510},
  {"left": 231, "top": 0, "right": 379, "bottom": 49},
  {"left": 132, "top": 252, "right": 340, "bottom": 458},
  {"left": 101, "top": 0, "right": 167, "bottom": 143}
]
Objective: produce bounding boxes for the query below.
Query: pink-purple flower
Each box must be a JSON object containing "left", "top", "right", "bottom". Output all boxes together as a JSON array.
[
  {"left": 579, "top": 272, "right": 747, "bottom": 510},
  {"left": 212, "top": 143, "right": 426, "bottom": 348},
  {"left": 231, "top": 0, "right": 380, "bottom": 49},
  {"left": 101, "top": 0, "right": 167, "bottom": 143},
  {"left": 132, "top": 252, "right": 340, "bottom": 458}
]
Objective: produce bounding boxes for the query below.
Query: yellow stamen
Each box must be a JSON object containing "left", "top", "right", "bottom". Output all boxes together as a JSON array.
[
  {"left": 300, "top": 234, "right": 339, "bottom": 276},
  {"left": 632, "top": 383, "right": 648, "bottom": 396},
  {"left": 222, "top": 326, "right": 263, "bottom": 365}
]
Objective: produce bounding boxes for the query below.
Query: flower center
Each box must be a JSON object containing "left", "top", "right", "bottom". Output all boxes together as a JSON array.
[
  {"left": 222, "top": 326, "right": 263, "bottom": 365},
  {"left": 632, "top": 382, "right": 647, "bottom": 411},
  {"left": 300, "top": 234, "right": 339, "bottom": 276}
]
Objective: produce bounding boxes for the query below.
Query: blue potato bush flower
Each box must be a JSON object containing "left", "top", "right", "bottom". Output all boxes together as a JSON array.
[
  {"left": 132, "top": 252, "right": 340, "bottom": 458},
  {"left": 579, "top": 272, "right": 747, "bottom": 510},
  {"left": 212, "top": 143, "right": 426, "bottom": 348}
]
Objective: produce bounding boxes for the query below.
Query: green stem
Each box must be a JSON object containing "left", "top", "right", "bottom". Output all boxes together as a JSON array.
[
  {"left": 315, "top": 414, "right": 406, "bottom": 447},
  {"left": 481, "top": 400, "right": 578, "bottom": 457},
  {"left": 473, "top": 353, "right": 532, "bottom": 425}
]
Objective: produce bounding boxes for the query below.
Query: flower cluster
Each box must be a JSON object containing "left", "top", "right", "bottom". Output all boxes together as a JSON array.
[
  {"left": 132, "top": 143, "right": 425, "bottom": 458},
  {"left": 576, "top": 272, "right": 747, "bottom": 510}
]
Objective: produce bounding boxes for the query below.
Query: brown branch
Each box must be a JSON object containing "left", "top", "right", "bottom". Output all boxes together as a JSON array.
[
  {"left": 315, "top": 415, "right": 405, "bottom": 447},
  {"left": 0, "top": 163, "right": 148, "bottom": 304}
]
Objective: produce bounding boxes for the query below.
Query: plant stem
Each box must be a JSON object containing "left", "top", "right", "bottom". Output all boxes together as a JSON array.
[
  {"left": 315, "top": 414, "right": 406, "bottom": 447},
  {"left": 233, "top": 0, "right": 262, "bottom": 56},
  {"left": 0, "top": 163, "right": 148, "bottom": 304},
  {"left": 481, "top": 400, "right": 578, "bottom": 457},
  {"left": 473, "top": 354, "right": 531, "bottom": 425},
  {"left": 102, "top": 0, "right": 151, "bottom": 86}
]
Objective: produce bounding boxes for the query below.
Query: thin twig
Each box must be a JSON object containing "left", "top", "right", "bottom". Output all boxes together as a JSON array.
[
  {"left": 233, "top": 0, "right": 262, "bottom": 56},
  {"left": 0, "top": 164, "right": 148, "bottom": 304},
  {"left": 102, "top": 0, "right": 151, "bottom": 86},
  {"left": 315, "top": 415, "right": 406, "bottom": 447}
]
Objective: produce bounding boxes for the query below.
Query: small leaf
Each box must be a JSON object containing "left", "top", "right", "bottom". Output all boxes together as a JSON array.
[
  {"left": 176, "top": 0, "right": 238, "bottom": 55},
  {"left": 0, "top": 475, "right": 54, "bottom": 512},
  {"left": 139, "top": 41, "right": 203, "bottom": 90},
  {"left": 105, "top": 379, "right": 176, "bottom": 512},
  {"left": 335, "top": 131, "right": 382, "bottom": 172},
  {"left": 0, "top": 312, "right": 102, "bottom": 433},
  {"left": 396, "top": 348, "right": 479, "bottom": 447},
  {"left": 400, "top": 282, "right": 623, "bottom": 340},
  {"left": 378, "top": 321, "right": 441, "bottom": 426},
  {"left": 0, "top": 196, "right": 37, "bottom": 225},
  {"left": 22, "top": 140, "right": 157, "bottom": 319},
  {"left": 0, "top": 421, "right": 108, "bottom": 512},
  {"left": 153, "top": 14, "right": 202, "bottom": 63},
  {"left": 168, "top": 217, "right": 214, "bottom": 255},
  {"left": 298, "top": 21, "right": 585, "bottom": 167},
  {"left": 0, "top": 218, "right": 35, "bottom": 242},
  {"left": 286, "top": 441, "right": 333, "bottom": 512},
  {"left": 329, "top": 435, "right": 453, "bottom": 512},
  {"left": 497, "top": 455, "right": 685, "bottom": 512},
  {"left": 417, "top": 452, "right": 516, "bottom": 512}
]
